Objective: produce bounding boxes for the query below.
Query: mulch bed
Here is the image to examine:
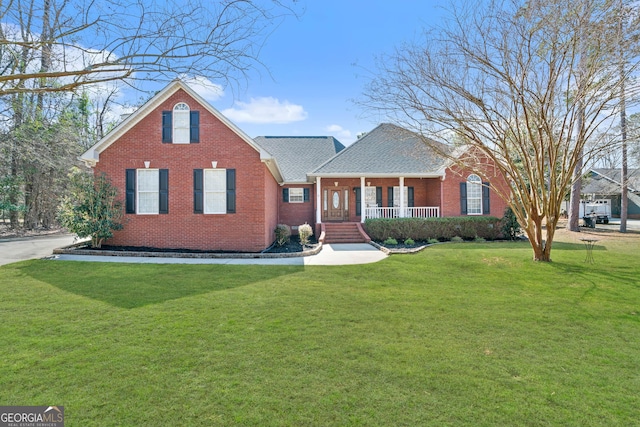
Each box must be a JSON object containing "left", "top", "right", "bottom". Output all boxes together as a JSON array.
[{"left": 78, "top": 235, "right": 319, "bottom": 254}]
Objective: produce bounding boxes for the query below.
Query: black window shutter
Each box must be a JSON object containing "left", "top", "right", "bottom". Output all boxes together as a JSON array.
[
  {"left": 355, "top": 187, "right": 361, "bottom": 216},
  {"left": 162, "top": 111, "right": 172, "bottom": 143},
  {"left": 482, "top": 182, "right": 490, "bottom": 215},
  {"left": 226, "top": 169, "right": 236, "bottom": 213},
  {"left": 408, "top": 187, "right": 415, "bottom": 207},
  {"left": 388, "top": 187, "right": 394, "bottom": 207},
  {"left": 125, "top": 169, "right": 136, "bottom": 213},
  {"left": 193, "top": 169, "right": 203, "bottom": 213},
  {"left": 159, "top": 169, "right": 169, "bottom": 214},
  {"left": 460, "top": 182, "right": 467, "bottom": 215},
  {"left": 190, "top": 111, "right": 200, "bottom": 143},
  {"left": 283, "top": 188, "right": 289, "bottom": 203},
  {"left": 376, "top": 187, "right": 382, "bottom": 207},
  {"left": 303, "top": 188, "right": 310, "bottom": 202}
]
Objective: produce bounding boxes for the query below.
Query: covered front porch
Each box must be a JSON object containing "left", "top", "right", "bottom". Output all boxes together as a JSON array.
[{"left": 313, "top": 176, "right": 443, "bottom": 224}]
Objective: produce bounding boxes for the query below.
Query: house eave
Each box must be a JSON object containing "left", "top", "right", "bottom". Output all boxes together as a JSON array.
[{"left": 307, "top": 172, "right": 445, "bottom": 179}]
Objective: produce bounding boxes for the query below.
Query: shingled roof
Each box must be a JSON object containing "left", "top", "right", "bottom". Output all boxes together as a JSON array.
[
  {"left": 583, "top": 168, "right": 640, "bottom": 194},
  {"left": 310, "top": 123, "right": 451, "bottom": 177},
  {"left": 254, "top": 136, "right": 345, "bottom": 183}
]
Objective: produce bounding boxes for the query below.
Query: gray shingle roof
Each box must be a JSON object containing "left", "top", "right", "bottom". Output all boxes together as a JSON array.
[
  {"left": 311, "top": 123, "right": 451, "bottom": 176},
  {"left": 254, "top": 136, "right": 345, "bottom": 183},
  {"left": 583, "top": 168, "right": 640, "bottom": 194}
]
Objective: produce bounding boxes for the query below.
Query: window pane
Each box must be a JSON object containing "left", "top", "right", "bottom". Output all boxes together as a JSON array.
[
  {"left": 138, "top": 170, "right": 158, "bottom": 191},
  {"left": 365, "top": 187, "right": 377, "bottom": 207},
  {"left": 289, "top": 188, "right": 303, "bottom": 203},
  {"left": 205, "top": 193, "right": 226, "bottom": 213},
  {"left": 173, "top": 103, "right": 190, "bottom": 144},
  {"left": 138, "top": 192, "right": 159, "bottom": 214},
  {"left": 204, "top": 169, "right": 226, "bottom": 214},
  {"left": 467, "top": 174, "right": 482, "bottom": 215},
  {"left": 393, "top": 186, "right": 409, "bottom": 207}
]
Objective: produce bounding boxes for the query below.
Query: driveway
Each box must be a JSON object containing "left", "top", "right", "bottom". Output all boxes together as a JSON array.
[
  {"left": 594, "top": 218, "right": 640, "bottom": 231},
  {"left": 0, "top": 234, "right": 79, "bottom": 266}
]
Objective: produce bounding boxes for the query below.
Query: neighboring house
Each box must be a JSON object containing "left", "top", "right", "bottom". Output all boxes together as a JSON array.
[
  {"left": 582, "top": 168, "right": 640, "bottom": 218},
  {"left": 80, "top": 80, "right": 509, "bottom": 252}
]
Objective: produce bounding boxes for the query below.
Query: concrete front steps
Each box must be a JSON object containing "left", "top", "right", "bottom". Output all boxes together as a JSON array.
[{"left": 322, "top": 222, "right": 370, "bottom": 244}]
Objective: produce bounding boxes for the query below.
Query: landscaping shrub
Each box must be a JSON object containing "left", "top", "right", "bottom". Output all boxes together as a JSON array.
[
  {"left": 274, "top": 224, "right": 291, "bottom": 246},
  {"left": 404, "top": 238, "right": 415, "bottom": 245},
  {"left": 298, "top": 223, "right": 313, "bottom": 246},
  {"left": 364, "top": 217, "right": 502, "bottom": 242},
  {"left": 57, "top": 169, "right": 124, "bottom": 248},
  {"left": 501, "top": 206, "right": 522, "bottom": 240},
  {"left": 383, "top": 237, "right": 398, "bottom": 246},
  {"left": 451, "top": 236, "right": 464, "bottom": 243}
]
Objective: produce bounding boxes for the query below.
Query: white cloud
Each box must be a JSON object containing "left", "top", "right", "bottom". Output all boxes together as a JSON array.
[
  {"left": 325, "top": 124, "right": 352, "bottom": 140},
  {"left": 222, "top": 97, "right": 307, "bottom": 124},
  {"left": 178, "top": 75, "right": 225, "bottom": 101}
]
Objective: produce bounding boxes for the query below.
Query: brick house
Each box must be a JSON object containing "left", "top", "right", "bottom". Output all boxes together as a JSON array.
[{"left": 80, "top": 80, "right": 509, "bottom": 251}]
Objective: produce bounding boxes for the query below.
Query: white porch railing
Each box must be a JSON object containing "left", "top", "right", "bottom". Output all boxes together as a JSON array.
[{"left": 364, "top": 206, "right": 440, "bottom": 219}]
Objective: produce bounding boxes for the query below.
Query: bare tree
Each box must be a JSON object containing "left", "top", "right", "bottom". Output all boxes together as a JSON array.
[
  {"left": 0, "top": 0, "right": 299, "bottom": 96},
  {"left": 0, "top": 0, "right": 299, "bottom": 230},
  {"left": 361, "top": 0, "right": 639, "bottom": 261}
]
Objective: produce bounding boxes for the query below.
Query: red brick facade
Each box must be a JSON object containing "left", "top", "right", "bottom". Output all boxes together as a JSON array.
[
  {"left": 93, "top": 88, "right": 278, "bottom": 252},
  {"left": 85, "top": 82, "right": 510, "bottom": 251}
]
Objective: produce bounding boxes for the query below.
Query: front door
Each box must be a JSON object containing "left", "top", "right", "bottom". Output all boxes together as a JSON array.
[{"left": 327, "top": 187, "right": 349, "bottom": 221}]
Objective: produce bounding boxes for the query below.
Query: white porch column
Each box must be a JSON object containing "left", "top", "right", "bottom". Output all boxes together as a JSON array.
[
  {"left": 360, "top": 176, "right": 366, "bottom": 223},
  {"left": 399, "top": 176, "right": 405, "bottom": 218},
  {"left": 316, "top": 177, "right": 322, "bottom": 224}
]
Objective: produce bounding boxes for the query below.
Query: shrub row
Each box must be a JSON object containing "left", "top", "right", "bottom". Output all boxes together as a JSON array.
[{"left": 364, "top": 217, "right": 504, "bottom": 241}]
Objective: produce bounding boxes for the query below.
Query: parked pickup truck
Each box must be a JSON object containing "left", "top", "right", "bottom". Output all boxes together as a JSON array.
[{"left": 580, "top": 201, "right": 611, "bottom": 227}]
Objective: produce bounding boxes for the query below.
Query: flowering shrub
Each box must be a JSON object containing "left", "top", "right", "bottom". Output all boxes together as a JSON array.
[
  {"left": 298, "top": 223, "right": 313, "bottom": 246},
  {"left": 274, "top": 224, "right": 291, "bottom": 246}
]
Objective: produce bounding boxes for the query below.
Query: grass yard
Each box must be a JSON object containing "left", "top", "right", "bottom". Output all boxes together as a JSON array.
[{"left": 0, "top": 229, "right": 639, "bottom": 426}]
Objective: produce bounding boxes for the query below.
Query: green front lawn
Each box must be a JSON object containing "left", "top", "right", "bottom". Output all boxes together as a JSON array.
[{"left": 1, "top": 232, "right": 639, "bottom": 426}]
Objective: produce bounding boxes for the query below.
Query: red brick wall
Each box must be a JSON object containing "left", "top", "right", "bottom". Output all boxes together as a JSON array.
[
  {"left": 94, "top": 89, "right": 276, "bottom": 252},
  {"left": 278, "top": 184, "right": 315, "bottom": 233},
  {"left": 263, "top": 169, "right": 279, "bottom": 245},
  {"left": 441, "top": 156, "right": 509, "bottom": 218}
]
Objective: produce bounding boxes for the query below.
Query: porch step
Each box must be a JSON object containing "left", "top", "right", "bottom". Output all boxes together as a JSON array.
[{"left": 323, "top": 223, "right": 368, "bottom": 244}]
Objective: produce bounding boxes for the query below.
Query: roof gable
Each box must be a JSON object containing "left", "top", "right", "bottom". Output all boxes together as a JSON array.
[
  {"left": 254, "top": 136, "right": 345, "bottom": 183},
  {"left": 80, "top": 80, "right": 268, "bottom": 166},
  {"left": 310, "top": 123, "right": 451, "bottom": 177},
  {"left": 585, "top": 168, "right": 640, "bottom": 194}
]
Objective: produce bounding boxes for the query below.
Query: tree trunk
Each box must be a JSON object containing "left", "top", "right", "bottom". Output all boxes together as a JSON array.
[
  {"left": 619, "top": 0, "right": 628, "bottom": 233},
  {"left": 567, "top": 158, "right": 583, "bottom": 232}
]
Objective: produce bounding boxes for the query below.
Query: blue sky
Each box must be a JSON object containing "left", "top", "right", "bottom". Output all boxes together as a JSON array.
[{"left": 188, "top": 1, "right": 446, "bottom": 145}]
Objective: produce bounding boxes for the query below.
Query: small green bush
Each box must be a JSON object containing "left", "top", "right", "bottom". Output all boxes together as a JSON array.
[
  {"left": 474, "top": 236, "right": 486, "bottom": 243},
  {"left": 404, "top": 238, "right": 415, "bottom": 245},
  {"left": 298, "top": 223, "right": 313, "bottom": 246},
  {"left": 274, "top": 224, "right": 291, "bottom": 246},
  {"left": 451, "top": 236, "right": 464, "bottom": 243},
  {"left": 428, "top": 238, "right": 439, "bottom": 244},
  {"left": 383, "top": 237, "right": 398, "bottom": 246},
  {"left": 501, "top": 206, "right": 521, "bottom": 240}
]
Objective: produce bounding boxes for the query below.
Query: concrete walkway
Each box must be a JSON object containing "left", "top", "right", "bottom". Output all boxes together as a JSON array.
[{"left": 51, "top": 243, "right": 388, "bottom": 266}]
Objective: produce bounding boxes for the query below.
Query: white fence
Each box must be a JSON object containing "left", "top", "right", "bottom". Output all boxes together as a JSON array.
[{"left": 364, "top": 206, "right": 440, "bottom": 219}]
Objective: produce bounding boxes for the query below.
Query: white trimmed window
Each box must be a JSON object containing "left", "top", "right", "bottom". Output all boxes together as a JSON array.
[
  {"left": 204, "top": 169, "right": 227, "bottom": 214},
  {"left": 173, "top": 103, "right": 190, "bottom": 144},
  {"left": 393, "top": 186, "right": 409, "bottom": 207},
  {"left": 467, "top": 174, "right": 482, "bottom": 215},
  {"left": 138, "top": 169, "right": 159, "bottom": 214},
  {"left": 365, "top": 187, "right": 377, "bottom": 208},
  {"left": 289, "top": 188, "right": 304, "bottom": 203}
]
